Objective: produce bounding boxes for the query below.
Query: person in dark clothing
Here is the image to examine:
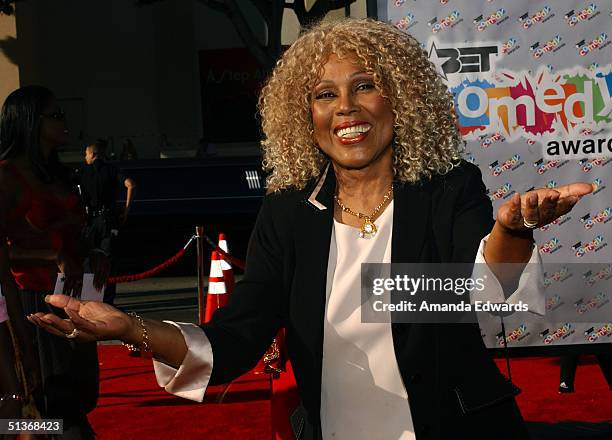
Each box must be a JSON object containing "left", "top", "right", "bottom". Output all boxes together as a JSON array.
[
  {"left": 76, "top": 140, "right": 136, "bottom": 304},
  {"left": 120, "top": 138, "right": 138, "bottom": 161},
  {"left": 559, "top": 354, "right": 612, "bottom": 393},
  {"left": 1, "top": 85, "right": 101, "bottom": 438}
]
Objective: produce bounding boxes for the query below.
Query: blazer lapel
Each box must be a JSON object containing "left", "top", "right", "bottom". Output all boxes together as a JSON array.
[
  {"left": 292, "top": 165, "right": 335, "bottom": 373},
  {"left": 391, "top": 180, "right": 431, "bottom": 263}
]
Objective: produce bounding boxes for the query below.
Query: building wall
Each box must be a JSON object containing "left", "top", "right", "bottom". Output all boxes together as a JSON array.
[
  {"left": 0, "top": 13, "right": 20, "bottom": 111},
  {"left": 3, "top": 0, "right": 368, "bottom": 160},
  {"left": 15, "top": 0, "right": 162, "bottom": 158}
]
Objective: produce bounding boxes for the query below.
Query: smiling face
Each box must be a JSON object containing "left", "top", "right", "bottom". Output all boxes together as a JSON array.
[{"left": 311, "top": 53, "right": 395, "bottom": 172}]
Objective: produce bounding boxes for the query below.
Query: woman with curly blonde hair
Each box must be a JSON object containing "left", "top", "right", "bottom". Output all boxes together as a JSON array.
[
  {"left": 260, "top": 18, "right": 461, "bottom": 192},
  {"left": 30, "top": 18, "right": 592, "bottom": 440}
]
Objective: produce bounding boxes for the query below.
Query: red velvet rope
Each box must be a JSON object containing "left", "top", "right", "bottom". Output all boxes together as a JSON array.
[
  {"left": 202, "top": 234, "right": 246, "bottom": 270},
  {"left": 105, "top": 232, "right": 248, "bottom": 285},
  {"left": 209, "top": 245, "right": 246, "bottom": 271},
  {"left": 107, "top": 248, "right": 186, "bottom": 284}
]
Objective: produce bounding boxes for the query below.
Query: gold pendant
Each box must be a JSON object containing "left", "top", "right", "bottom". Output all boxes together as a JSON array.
[{"left": 359, "top": 217, "right": 377, "bottom": 239}]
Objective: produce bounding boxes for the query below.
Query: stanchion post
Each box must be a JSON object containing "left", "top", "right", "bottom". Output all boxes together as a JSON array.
[{"left": 196, "top": 226, "right": 206, "bottom": 325}]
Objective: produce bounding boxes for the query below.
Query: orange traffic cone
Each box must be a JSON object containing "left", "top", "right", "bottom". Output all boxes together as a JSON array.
[
  {"left": 204, "top": 251, "right": 229, "bottom": 323},
  {"left": 218, "top": 232, "right": 235, "bottom": 294}
]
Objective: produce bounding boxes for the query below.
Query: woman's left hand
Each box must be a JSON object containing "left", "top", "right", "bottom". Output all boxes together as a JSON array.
[{"left": 496, "top": 182, "right": 595, "bottom": 232}]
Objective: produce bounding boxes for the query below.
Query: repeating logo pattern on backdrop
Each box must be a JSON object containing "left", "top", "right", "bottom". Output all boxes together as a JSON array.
[{"left": 383, "top": 0, "right": 612, "bottom": 349}]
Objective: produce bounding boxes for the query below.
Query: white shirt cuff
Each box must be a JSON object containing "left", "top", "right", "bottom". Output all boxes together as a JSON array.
[
  {"left": 152, "top": 321, "right": 213, "bottom": 402},
  {"left": 472, "top": 234, "right": 545, "bottom": 315}
]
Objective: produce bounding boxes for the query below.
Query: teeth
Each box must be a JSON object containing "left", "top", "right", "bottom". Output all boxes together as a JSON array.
[{"left": 336, "top": 124, "right": 371, "bottom": 138}]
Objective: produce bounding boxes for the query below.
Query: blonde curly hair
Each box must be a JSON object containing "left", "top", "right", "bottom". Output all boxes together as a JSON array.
[{"left": 258, "top": 18, "right": 463, "bottom": 192}]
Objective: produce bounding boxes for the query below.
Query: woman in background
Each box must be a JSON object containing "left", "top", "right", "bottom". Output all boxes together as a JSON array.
[{"left": 0, "top": 85, "right": 105, "bottom": 438}]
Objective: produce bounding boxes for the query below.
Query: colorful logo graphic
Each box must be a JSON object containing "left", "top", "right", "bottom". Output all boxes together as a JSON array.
[
  {"left": 464, "top": 153, "right": 478, "bottom": 164},
  {"left": 479, "top": 132, "right": 505, "bottom": 148},
  {"left": 451, "top": 67, "right": 612, "bottom": 142},
  {"left": 565, "top": 4, "right": 599, "bottom": 27},
  {"left": 487, "top": 182, "right": 513, "bottom": 200},
  {"left": 582, "top": 264, "right": 612, "bottom": 286},
  {"left": 539, "top": 237, "right": 562, "bottom": 255},
  {"left": 579, "top": 157, "right": 609, "bottom": 172},
  {"left": 576, "top": 33, "right": 609, "bottom": 56},
  {"left": 543, "top": 267, "right": 572, "bottom": 288},
  {"left": 518, "top": 6, "right": 554, "bottom": 29},
  {"left": 533, "top": 158, "right": 566, "bottom": 175},
  {"left": 489, "top": 154, "right": 523, "bottom": 176},
  {"left": 540, "top": 213, "right": 571, "bottom": 231},
  {"left": 395, "top": 13, "right": 417, "bottom": 31},
  {"left": 530, "top": 35, "right": 565, "bottom": 59},
  {"left": 541, "top": 323, "right": 574, "bottom": 344},
  {"left": 592, "top": 178, "right": 606, "bottom": 194},
  {"left": 428, "top": 11, "right": 462, "bottom": 33},
  {"left": 496, "top": 324, "right": 529, "bottom": 346},
  {"left": 501, "top": 37, "right": 519, "bottom": 55},
  {"left": 579, "top": 207, "right": 612, "bottom": 229},
  {"left": 572, "top": 235, "right": 606, "bottom": 257},
  {"left": 545, "top": 294, "right": 563, "bottom": 311},
  {"left": 474, "top": 9, "right": 508, "bottom": 32},
  {"left": 575, "top": 292, "right": 609, "bottom": 315},
  {"left": 585, "top": 324, "right": 612, "bottom": 343}
]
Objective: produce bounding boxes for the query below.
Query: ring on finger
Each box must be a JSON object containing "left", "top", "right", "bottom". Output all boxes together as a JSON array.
[
  {"left": 65, "top": 328, "right": 80, "bottom": 339},
  {"left": 523, "top": 218, "right": 539, "bottom": 229}
]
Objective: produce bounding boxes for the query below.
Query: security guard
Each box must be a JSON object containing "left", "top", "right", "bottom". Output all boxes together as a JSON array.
[{"left": 76, "top": 139, "right": 136, "bottom": 304}]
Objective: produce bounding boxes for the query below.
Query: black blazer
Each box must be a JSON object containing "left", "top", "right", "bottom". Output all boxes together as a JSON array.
[{"left": 202, "top": 160, "right": 529, "bottom": 440}]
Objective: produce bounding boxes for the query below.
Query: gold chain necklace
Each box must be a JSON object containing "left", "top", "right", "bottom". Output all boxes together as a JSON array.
[{"left": 334, "top": 185, "right": 393, "bottom": 239}]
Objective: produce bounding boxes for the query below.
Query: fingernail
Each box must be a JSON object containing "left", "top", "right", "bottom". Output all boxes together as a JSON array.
[{"left": 44, "top": 295, "right": 50, "bottom": 303}]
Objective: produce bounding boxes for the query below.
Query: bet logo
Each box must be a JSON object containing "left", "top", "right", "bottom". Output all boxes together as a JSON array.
[{"left": 428, "top": 42, "right": 498, "bottom": 79}]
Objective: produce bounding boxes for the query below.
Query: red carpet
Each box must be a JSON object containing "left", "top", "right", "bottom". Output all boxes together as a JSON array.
[
  {"left": 90, "top": 345, "right": 271, "bottom": 439},
  {"left": 90, "top": 346, "right": 611, "bottom": 439},
  {"left": 494, "top": 356, "right": 612, "bottom": 422}
]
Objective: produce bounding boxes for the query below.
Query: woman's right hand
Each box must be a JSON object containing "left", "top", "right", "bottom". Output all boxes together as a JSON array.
[{"left": 27, "top": 295, "right": 135, "bottom": 343}]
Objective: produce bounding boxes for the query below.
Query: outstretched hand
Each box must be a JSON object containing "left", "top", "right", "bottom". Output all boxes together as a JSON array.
[
  {"left": 27, "top": 295, "right": 133, "bottom": 343},
  {"left": 496, "top": 182, "right": 594, "bottom": 232}
]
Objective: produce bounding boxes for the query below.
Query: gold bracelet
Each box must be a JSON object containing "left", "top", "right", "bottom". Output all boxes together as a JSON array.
[{"left": 123, "top": 312, "right": 152, "bottom": 357}]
